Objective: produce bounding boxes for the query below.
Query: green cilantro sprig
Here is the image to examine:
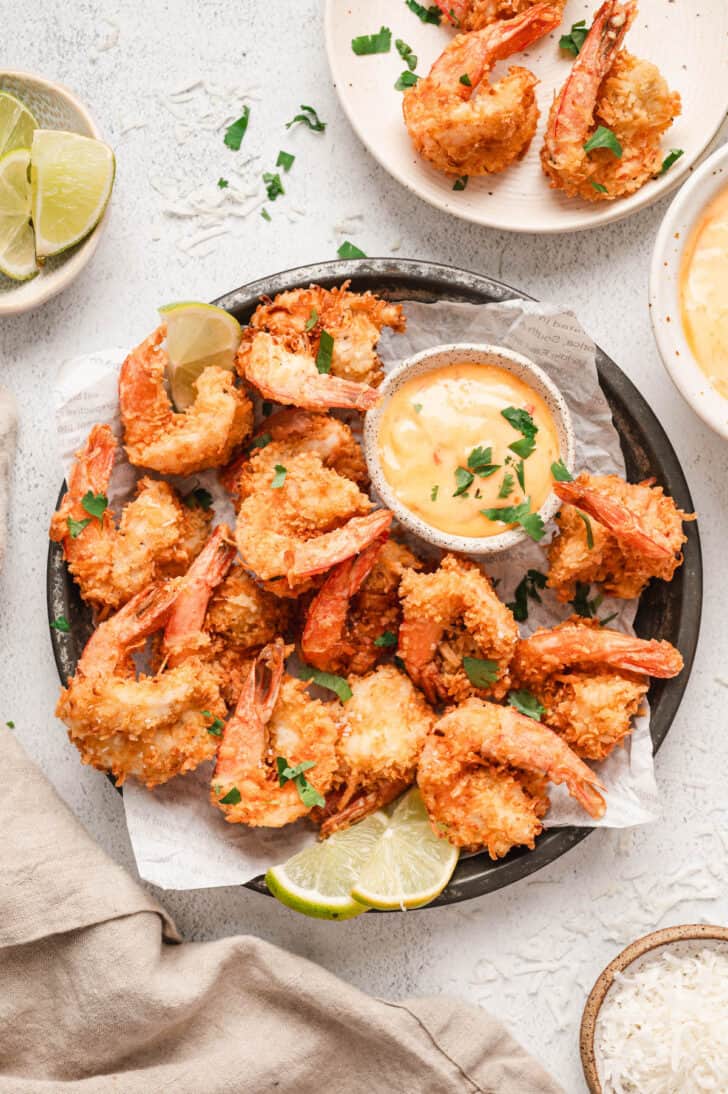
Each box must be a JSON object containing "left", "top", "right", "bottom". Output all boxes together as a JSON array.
[
  {"left": 452, "top": 175, "right": 468, "bottom": 191},
  {"left": 263, "top": 172, "right": 285, "bottom": 201},
  {"left": 301, "top": 667, "right": 353, "bottom": 703},
  {"left": 660, "top": 149, "right": 684, "bottom": 176},
  {"left": 51, "top": 615, "right": 71, "bottom": 633},
  {"left": 480, "top": 498, "right": 545, "bottom": 542},
  {"left": 224, "top": 107, "right": 250, "bottom": 150},
  {"left": 286, "top": 105, "right": 326, "bottom": 132},
  {"left": 550, "top": 459, "right": 573, "bottom": 482},
  {"left": 508, "top": 690, "right": 546, "bottom": 721},
  {"left": 202, "top": 710, "right": 224, "bottom": 737},
  {"left": 316, "top": 330, "right": 334, "bottom": 374},
  {"left": 584, "top": 126, "right": 622, "bottom": 158},
  {"left": 559, "top": 19, "right": 589, "bottom": 56},
  {"left": 507, "top": 569, "right": 547, "bottom": 622},
  {"left": 351, "top": 26, "right": 392, "bottom": 54},
  {"left": 463, "top": 656, "right": 499, "bottom": 688},
  {"left": 276, "top": 150, "right": 295, "bottom": 172},
  {"left": 396, "top": 38, "right": 417, "bottom": 70},
  {"left": 395, "top": 70, "right": 420, "bottom": 90},
  {"left": 405, "top": 0, "right": 441, "bottom": 23},
  {"left": 502, "top": 407, "right": 538, "bottom": 459},
  {"left": 276, "top": 757, "right": 325, "bottom": 808},
  {"left": 337, "top": 241, "right": 367, "bottom": 259}
]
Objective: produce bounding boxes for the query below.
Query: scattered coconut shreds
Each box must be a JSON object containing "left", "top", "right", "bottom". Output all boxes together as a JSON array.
[
  {"left": 119, "top": 119, "right": 147, "bottom": 136},
  {"left": 161, "top": 80, "right": 261, "bottom": 143},
  {"left": 94, "top": 17, "right": 120, "bottom": 52},
  {"left": 596, "top": 947, "right": 728, "bottom": 1092}
]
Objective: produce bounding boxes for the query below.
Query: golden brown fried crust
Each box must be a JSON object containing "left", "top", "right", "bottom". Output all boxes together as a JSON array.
[{"left": 537, "top": 670, "right": 648, "bottom": 761}]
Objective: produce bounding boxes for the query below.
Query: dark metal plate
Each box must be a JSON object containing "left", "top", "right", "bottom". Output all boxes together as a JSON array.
[{"left": 47, "top": 258, "right": 702, "bottom": 908}]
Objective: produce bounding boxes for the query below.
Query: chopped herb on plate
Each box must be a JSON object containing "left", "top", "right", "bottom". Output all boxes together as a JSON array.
[
  {"left": 405, "top": 0, "right": 442, "bottom": 24},
  {"left": 395, "top": 38, "right": 417, "bottom": 70},
  {"left": 431, "top": 484, "right": 439, "bottom": 501},
  {"left": 316, "top": 330, "right": 334, "bottom": 374},
  {"left": 217, "top": 177, "right": 229, "bottom": 189},
  {"left": 276, "top": 757, "right": 325, "bottom": 808},
  {"left": 67, "top": 516, "right": 91, "bottom": 539},
  {"left": 480, "top": 498, "right": 545, "bottom": 542},
  {"left": 502, "top": 406, "right": 538, "bottom": 459},
  {"left": 506, "top": 568, "right": 547, "bottom": 622},
  {"left": 81, "top": 490, "right": 108, "bottom": 519},
  {"left": 337, "top": 240, "right": 367, "bottom": 259},
  {"left": 660, "top": 149, "right": 684, "bottom": 176},
  {"left": 301, "top": 667, "right": 353, "bottom": 703},
  {"left": 584, "top": 125, "right": 622, "bottom": 158},
  {"left": 550, "top": 459, "right": 573, "bottom": 482},
  {"left": 591, "top": 181, "right": 608, "bottom": 193},
  {"left": 250, "top": 432, "right": 272, "bottom": 450},
  {"left": 305, "top": 308, "right": 318, "bottom": 331},
  {"left": 271, "top": 464, "right": 287, "bottom": 489},
  {"left": 508, "top": 689, "right": 546, "bottom": 721},
  {"left": 467, "top": 445, "right": 500, "bottom": 478},
  {"left": 351, "top": 26, "right": 392, "bottom": 54},
  {"left": 578, "top": 511, "right": 594, "bottom": 549},
  {"left": 452, "top": 175, "right": 468, "bottom": 191},
  {"left": 395, "top": 70, "right": 420, "bottom": 90},
  {"left": 263, "top": 172, "right": 285, "bottom": 201},
  {"left": 453, "top": 466, "right": 474, "bottom": 497},
  {"left": 276, "top": 150, "right": 295, "bottom": 172},
  {"left": 51, "top": 614, "right": 71, "bottom": 633},
  {"left": 374, "top": 630, "right": 397, "bottom": 648},
  {"left": 459, "top": 73, "right": 472, "bottom": 86},
  {"left": 498, "top": 471, "right": 515, "bottom": 499},
  {"left": 462, "top": 656, "right": 499, "bottom": 688},
  {"left": 219, "top": 786, "right": 241, "bottom": 805},
  {"left": 286, "top": 104, "right": 326, "bottom": 132},
  {"left": 261, "top": 208, "right": 271, "bottom": 222},
  {"left": 559, "top": 19, "right": 589, "bottom": 56},
  {"left": 224, "top": 106, "right": 250, "bottom": 150},
  {"left": 202, "top": 711, "right": 224, "bottom": 737}
]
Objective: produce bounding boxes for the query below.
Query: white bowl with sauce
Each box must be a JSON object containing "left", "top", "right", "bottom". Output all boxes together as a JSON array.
[
  {"left": 364, "top": 343, "right": 575, "bottom": 556},
  {"left": 650, "top": 142, "right": 728, "bottom": 438}
]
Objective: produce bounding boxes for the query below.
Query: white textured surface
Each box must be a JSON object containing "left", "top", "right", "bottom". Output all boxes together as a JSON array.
[{"left": 0, "top": 4, "right": 726, "bottom": 1092}]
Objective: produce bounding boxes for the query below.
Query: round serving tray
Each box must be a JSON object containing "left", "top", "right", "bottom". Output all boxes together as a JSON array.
[{"left": 47, "top": 257, "right": 702, "bottom": 908}]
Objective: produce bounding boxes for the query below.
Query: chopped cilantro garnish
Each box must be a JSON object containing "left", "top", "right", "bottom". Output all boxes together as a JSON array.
[
  {"left": 67, "top": 516, "right": 91, "bottom": 539},
  {"left": 551, "top": 459, "right": 573, "bottom": 482},
  {"left": 600, "top": 611, "right": 619, "bottom": 627},
  {"left": 224, "top": 107, "right": 250, "bottom": 150},
  {"left": 184, "top": 487, "right": 213, "bottom": 510},
  {"left": 374, "top": 630, "right": 397, "bottom": 648},
  {"left": 502, "top": 406, "right": 538, "bottom": 459},
  {"left": 448, "top": 7, "right": 461, "bottom": 26},
  {"left": 584, "top": 125, "right": 622, "bottom": 158},
  {"left": 301, "top": 667, "right": 353, "bottom": 703},
  {"left": 305, "top": 308, "right": 318, "bottom": 331},
  {"left": 395, "top": 38, "right": 417, "bottom": 70},
  {"left": 413, "top": 402, "right": 423, "bottom": 414},
  {"left": 405, "top": 0, "right": 442, "bottom": 24},
  {"left": 498, "top": 472, "right": 515, "bottom": 499},
  {"left": 431, "top": 484, "right": 439, "bottom": 501},
  {"left": 453, "top": 175, "right": 468, "bottom": 191},
  {"left": 263, "top": 172, "right": 285, "bottom": 201},
  {"left": 559, "top": 19, "right": 589, "bottom": 56},
  {"left": 351, "top": 26, "right": 392, "bottom": 54},
  {"left": 219, "top": 786, "right": 241, "bottom": 805},
  {"left": 262, "top": 401, "right": 273, "bottom": 417},
  {"left": 463, "top": 656, "right": 499, "bottom": 688},
  {"left": 508, "top": 689, "right": 546, "bottom": 721},
  {"left": 506, "top": 568, "right": 547, "bottom": 622},
  {"left": 81, "top": 490, "right": 108, "bottom": 520},
  {"left": 202, "top": 711, "right": 224, "bottom": 737},
  {"left": 660, "top": 149, "right": 684, "bottom": 176},
  {"left": 276, "top": 756, "right": 325, "bottom": 808},
  {"left": 51, "top": 614, "right": 71, "bottom": 633},
  {"left": 217, "top": 177, "right": 229, "bottom": 189},
  {"left": 276, "top": 150, "right": 295, "bottom": 172},
  {"left": 316, "top": 330, "right": 334, "bottom": 374},
  {"left": 480, "top": 498, "right": 545, "bottom": 542},
  {"left": 395, "top": 71, "right": 420, "bottom": 90},
  {"left": 261, "top": 208, "right": 271, "bottom": 222},
  {"left": 453, "top": 466, "right": 474, "bottom": 497},
  {"left": 467, "top": 445, "right": 499, "bottom": 478},
  {"left": 578, "top": 511, "right": 594, "bottom": 549},
  {"left": 271, "top": 465, "right": 287, "bottom": 489},
  {"left": 337, "top": 240, "right": 367, "bottom": 259},
  {"left": 570, "top": 582, "right": 602, "bottom": 619},
  {"left": 515, "top": 459, "right": 525, "bottom": 491},
  {"left": 250, "top": 432, "right": 272, "bottom": 450},
  {"left": 5, "top": 720, "right": 15, "bottom": 729},
  {"left": 286, "top": 104, "right": 326, "bottom": 132},
  {"left": 591, "top": 181, "right": 608, "bottom": 193},
  {"left": 459, "top": 73, "right": 472, "bottom": 86}
]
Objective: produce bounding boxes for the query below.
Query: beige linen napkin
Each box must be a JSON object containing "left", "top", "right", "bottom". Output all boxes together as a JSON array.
[
  {"left": 0, "top": 385, "right": 17, "bottom": 571},
  {"left": 0, "top": 729, "right": 564, "bottom": 1094}
]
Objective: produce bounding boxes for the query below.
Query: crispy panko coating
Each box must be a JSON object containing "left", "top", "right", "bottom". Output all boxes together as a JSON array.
[
  {"left": 402, "top": 4, "right": 560, "bottom": 176},
  {"left": 248, "top": 282, "right": 405, "bottom": 389},
  {"left": 206, "top": 564, "right": 291, "bottom": 650},
  {"left": 548, "top": 472, "right": 692, "bottom": 601},
  {"left": 301, "top": 538, "right": 423, "bottom": 676},
  {"left": 220, "top": 409, "right": 368, "bottom": 506},
  {"left": 541, "top": 1, "right": 681, "bottom": 201},
  {"left": 50, "top": 424, "right": 210, "bottom": 614},
  {"left": 235, "top": 448, "right": 392, "bottom": 594},
  {"left": 119, "top": 326, "right": 253, "bottom": 475},
  {"left": 56, "top": 582, "right": 225, "bottom": 788},
  {"left": 511, "top": 617, "right": 683, "bottom": 761},
  {"left": 399, "top": 553, "right": 518, "bottom": 704},
  {"left": 436, "top": 0, "right": 564, "bottom": 31},
  {"left": 316, "top": 665, "right": 436, "bottom": 837},
  {"left": 418, "top": 699, "right": 605, "bottom": 855},
  {"left": 211, "top": 640, "right": 340, "bottom": 827}
]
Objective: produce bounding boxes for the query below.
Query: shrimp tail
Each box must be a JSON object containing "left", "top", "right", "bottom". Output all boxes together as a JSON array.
[
  {"left": 162, "top": 525, "right": 236, "bottom": 664},
  {"left": 318, "top": 778, "right": 411, "bottom": 839},
  {"left": 49, "top": 424, "right": 116, "bottom": 544},
  {"left": 77, "top": 581, "right": 180, "bottom": 676},
  {"left": 555, "top": 480, "right": 673, "bottom": 560},
  {"left": 288, "top": 509, "right": 393, "bottom": 581},
  {"left": 214, "top": 639, "right": 286, "bottom": 783}
]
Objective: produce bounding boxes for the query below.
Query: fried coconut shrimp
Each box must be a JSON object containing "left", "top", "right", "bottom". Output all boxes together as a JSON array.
[
  {"left": 418, "top": 699, "right": 606, "bottom": 856},
  {"left": 50, "top": 424, "right": 210, "bottom": 614},
  {"left": 235, "top": 447, "right": 392, "bottom": 595},
  {"left": 402, "top": 3, "right": 561, "bottom": 176},
  {"left": 248, "top": 283, "right": 405, "bottom": 389},
  {"left": 548, "top": 472, "right": 692, "bottom": 601},
  {"left": 399, "top": 554, "right": 518, "bottom": 704},
  {"left": 119, "top": 326, "right": 253, "bottom": 475},
  {"left": 56, "top": 581, "right": 226, "bottom": 787},
  {"left": 541, "top": 0, "right": 681, "bottom": 202},
  {"left": 436, "top": 0, "right": 564, "bottom": 31},
  {"left": 316, "top": 666, "right": 436, "bottom": 838},
  {"left": 512, "top": 618, "right": 683, "bottom": 760},
  {"left": 301, "top": 537, "right": 423, "bottom": 676},
  {"left": 220, "top": 409, "right": 368, "bottom": 505},
  {"left": 211, "top": 639, "right": 339, "bottom": 827}
]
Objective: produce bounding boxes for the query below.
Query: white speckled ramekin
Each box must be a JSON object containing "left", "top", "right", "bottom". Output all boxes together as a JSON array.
[{"left": 363, "top": 343, "right": 575, "bottom": 557}]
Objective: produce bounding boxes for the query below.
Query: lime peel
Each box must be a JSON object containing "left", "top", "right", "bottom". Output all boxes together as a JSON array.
[
  {"left": 0, "top": 147, "right": 38, "bottom": 281},
  {"left": 159, "top": 301, "right": 242, "bottom": 411}
]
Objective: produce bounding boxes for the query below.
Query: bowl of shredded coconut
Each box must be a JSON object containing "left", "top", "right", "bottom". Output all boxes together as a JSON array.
[{"left": 581, "top": 924, "right": 728, "bottom": 1093}]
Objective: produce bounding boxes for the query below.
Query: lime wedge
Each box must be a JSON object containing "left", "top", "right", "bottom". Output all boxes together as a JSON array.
[
  {"left": 159, "top": 301, "right": 242, "bottom": 411},
  {"left": 350, "top": 789, "right": 459, "bottom": 911},
  {"left": 30, "top": 129, "right": 115, "bottom": 259},
  {"left": 0, "top": 148, "right": 38, "bottom": 281},
  {"left": 0, "top": 91, "right": 38, "bottom": 157},
  {"left": 265, "top": 811, "right": 389, "bottom": 920}
]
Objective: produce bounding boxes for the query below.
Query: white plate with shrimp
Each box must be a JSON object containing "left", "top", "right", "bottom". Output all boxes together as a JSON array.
[{"left": 325, "top": 0, "right": 728, "bottom": 233}]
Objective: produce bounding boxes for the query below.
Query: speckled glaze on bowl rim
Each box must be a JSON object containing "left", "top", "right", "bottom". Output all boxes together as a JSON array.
[
  {"left": 363, "top": 342, "right": 575, "bottom": 556},
  {"left": 0, "top": 69, "right": 107, "bottom": 316},
  {"left": 580, "top": 923, "right": 728, "bottom": 1093}
]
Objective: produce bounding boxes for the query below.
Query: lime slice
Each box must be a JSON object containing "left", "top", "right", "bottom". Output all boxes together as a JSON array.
[
  {"left": 0, "top": 148, "right": 38, "bottom": 281},
  {"left": 350, "top": 789, "right": 459, "bottom": 911},
  {"left": 159, "top": 301, "right": 242, "bottom": 411},
  {"left": 0, "top": 91, "right": 38, "bottom": 157},
  {"left": 265, "top": 811, "right": 389, "bottom": 920},
  {"left": 30, "top": 129, "right": 115, "bottom": 259}
]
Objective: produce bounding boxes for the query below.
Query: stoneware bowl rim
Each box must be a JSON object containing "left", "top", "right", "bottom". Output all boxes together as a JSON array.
[
  {"left": 363, "top": 341, "right": 575, "bottom": 557},
  {"left": 0, "top": 69, "right": 106, "bottom": 317},
  {"left": 649, "top": 141, "right": 728, "bottom": 439},
  {"left": 580, "top": 922, "right": 728, "bottom": 1092}
]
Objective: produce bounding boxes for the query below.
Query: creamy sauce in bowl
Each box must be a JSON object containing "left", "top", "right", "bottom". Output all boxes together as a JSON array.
[
  {"left": 680, "top": 186, "right": 728, "bottom": 400},
  {"left": 376, "top": 361, "right": 561, "bottom": 539}
]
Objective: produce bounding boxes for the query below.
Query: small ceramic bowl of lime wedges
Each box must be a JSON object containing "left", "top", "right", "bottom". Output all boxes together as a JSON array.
[{"left": 0, "top": 71, "right": 115, "bottom": 316}]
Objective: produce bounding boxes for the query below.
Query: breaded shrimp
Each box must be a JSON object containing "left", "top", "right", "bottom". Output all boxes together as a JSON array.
[
  {"left": 541, "top": 1, "right": 681, "bottom": 201},
  {"left": 512, "top": 617, "right": 683, "bottom": 760},
  {"left": 119, "top": 326, "right": 253, "bottom": 475},
  {"left": 301, "top": 538, "right": 423, "bottom": 676},
  {"left": 548, "top": 472, "right": 692, "bottom": 600},
  {"left": 316, "top": 665, "right": 436, "bottom": 837},
  {"left": 248, "top": 282, "right": 405, "bottom": 389},
  {"left": 418, "top": 699, "right": 606, "bottom": 855},
  {"left": 436, "top": 0, "right": 565, "bottom": 31},
  {"left": 402, "top": 4, "right": 561, "bottom": 176},
  {"left": 399, "top": 554, "right": 519, "bottom": 704},
  {"left": 211, "top": 639, "right": 340, "bottom": 827},
  {"left": 50, "top": 424, "right": 210, "bottom": 614}
]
